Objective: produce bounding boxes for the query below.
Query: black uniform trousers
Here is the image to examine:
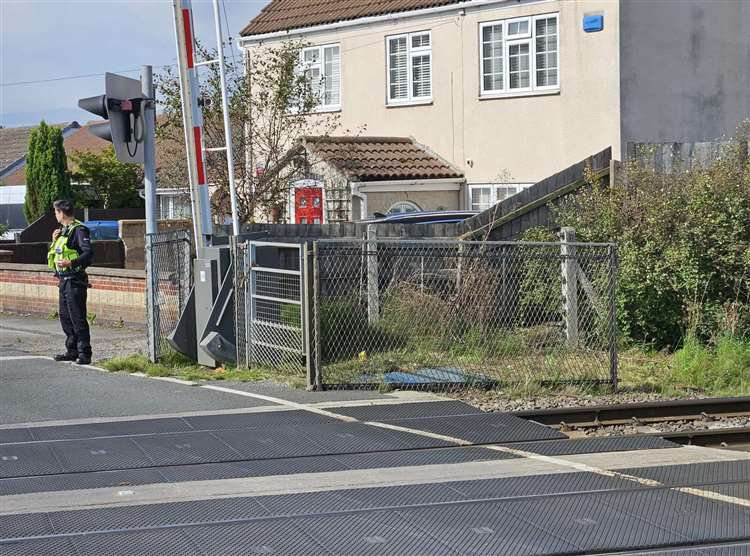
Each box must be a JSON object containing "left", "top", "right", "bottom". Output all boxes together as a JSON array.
[{"left": 58, "top": 276, "right": 91, "bottom": 358}]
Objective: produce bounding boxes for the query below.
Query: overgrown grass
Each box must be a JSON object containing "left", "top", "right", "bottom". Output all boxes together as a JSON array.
[
  {"left": 670, "top": 335, "right": 750, "bottom": 395},
  {"left": 611, "top": 336, "right": 750, "bottom": 397},
  {"left": 101, "top": 350, "right": 307, "bottom": 389},
  {"left": 322, "top": 333, "right": 750, "bottom": 398},
  {"left": 100, "top": 335, "right": 750, "bottom": 398}
]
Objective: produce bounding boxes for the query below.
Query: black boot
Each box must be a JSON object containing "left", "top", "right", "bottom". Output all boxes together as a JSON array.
[
  {"left": 75, "top": 355, "right": 92, "bottom": 365},
  {"left": 54, "top": 353, "right": 78, "bottom": 362}
]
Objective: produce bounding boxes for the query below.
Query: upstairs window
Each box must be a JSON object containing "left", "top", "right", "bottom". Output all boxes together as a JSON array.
[
  {"left": 480, "top": 13, "right": 558, "bottom": 97},
  {"left": 301, "top": 44, "right": 341, "bottom": 110},
  {"left": 387, "top": 31, "right": 432, "bottom": 105}
]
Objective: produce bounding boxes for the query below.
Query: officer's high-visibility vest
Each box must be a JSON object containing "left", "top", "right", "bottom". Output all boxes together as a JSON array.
[{"left": 47, "top": 220, "right": 83, "bottom": 273}]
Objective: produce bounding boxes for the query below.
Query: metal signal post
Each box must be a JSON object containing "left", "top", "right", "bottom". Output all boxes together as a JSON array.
[
  {"left": 172, "top": 0, "right": 213, "bottom": 248},
  {"left": 172, "top": 0, "right": 242, "bottom": 246}
]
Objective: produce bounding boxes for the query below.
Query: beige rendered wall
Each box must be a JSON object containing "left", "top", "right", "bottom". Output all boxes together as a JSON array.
[
  {"left": 365, "top": 190, "right": 461, "bottom": 216},
  {"left": 244, "top": 0, "right": 620, "bottom": 185}
]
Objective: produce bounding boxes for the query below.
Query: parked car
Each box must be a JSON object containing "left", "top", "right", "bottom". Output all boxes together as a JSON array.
[
  {"left": 363, "top": 210, "right": 478, "bottom": 225},
  {"left": 85, "top": 220, "right": 119, "bottom": 241}
]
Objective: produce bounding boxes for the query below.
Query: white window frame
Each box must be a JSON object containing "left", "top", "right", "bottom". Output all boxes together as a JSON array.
[
  {"left": 479, "top": 13, "right": 559, "bottom": 98},
  {"left": 468, "top": 183, "right": 533, "bottom": 211},
  {"left": 507, "top": 38, "right": 532, "bottom": 93},
  {"left": 506, "top": 16, "right": 531, "bottom": 39},
  {"left": 386, "top": 30, "right": 432, "bottom": 106},
  {"left": 300, "top": 43, "right": 341, "bottom": 112},
  {"left": 532, "top": 14, "right": 560, "bottom": 92}
]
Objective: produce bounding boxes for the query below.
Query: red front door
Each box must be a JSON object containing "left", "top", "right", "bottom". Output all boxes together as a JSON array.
[{"left": 295, "top": 187, "right": 323, "bottom": 224}]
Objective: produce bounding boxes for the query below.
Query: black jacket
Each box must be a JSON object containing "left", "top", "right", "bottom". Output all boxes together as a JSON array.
[{"left": 57, "top": 223, "right": 94, "bottom": 277}]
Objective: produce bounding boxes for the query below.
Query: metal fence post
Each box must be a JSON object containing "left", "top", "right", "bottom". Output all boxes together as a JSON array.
[
  {"left": 145, "top": 234, "right": 157, "bottom": 362},
  {"left": 608, "top": 244, "right": 619, "bottom": 390},
  {"left": 230, "top": 236, "right": 242, "bottom": 368},
  {"left": 248, "top": 242, "right": 256, "bottom": 366},
  {"left": 367, "top": 225, "right": 379, "bottom": 324},
  {"left": 303, "top": 242, "right": 316, "bottom": 389},
  {"left": 560, "top": 227, "right": 578, "bottom": 348},
  {"left": 312, "top": 241, "right": 322, "bottom": 389}
]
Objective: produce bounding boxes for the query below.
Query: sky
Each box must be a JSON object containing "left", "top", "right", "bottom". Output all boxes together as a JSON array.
[{"left": 0, "top": 0, "right": 269, "bottom": 128}]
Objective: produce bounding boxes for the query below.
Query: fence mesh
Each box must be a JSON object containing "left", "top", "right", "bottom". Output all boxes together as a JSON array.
[
  {"left": 313, "top": 239, "right": 617, "bottom": 390},
  {"left": 145, "top": 229, "right": 192, "bottom": 362}
]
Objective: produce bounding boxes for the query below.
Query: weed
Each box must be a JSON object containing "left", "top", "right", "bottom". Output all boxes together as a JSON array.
[
  {"left": 670, "top": 335, "right": 750, "bottom": 394},
  {"left": 102, "top": 354, "right": 150, "bottom": 373},
  {"left": 100, "top": 348, "right": 307, "bottom": 389}
]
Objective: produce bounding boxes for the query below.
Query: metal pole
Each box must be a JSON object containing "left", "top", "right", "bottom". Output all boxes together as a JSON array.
[
  {"left": 145, "top": 234, "right": 157, "bottom": 362},
  {"left": 212, "top": 0, "right": 241, "bottom": 236},
  {"left": 172, "top": 0, "right": 212, "bottom": 248},
  {"left": 312, "top": 241, "right": 322, "bottom": 389},
  {"left": 142, "top": 65, "right": 157, "bottom": 236}
]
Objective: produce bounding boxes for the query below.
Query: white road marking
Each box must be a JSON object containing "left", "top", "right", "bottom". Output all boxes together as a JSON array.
[
  {"left": 0, "top": 356, "right": 53, "bottom": 361},
  {"left": 5, "top": 358, "right": 749, "bottom": 512},
  {"left": 194, "top": 384, "right": 750, "bottom": 508},
  {"left": 200, "top": 384, "right": 359, "bottom": 422},
  {"left": 365, "top": 420, "right": 473, "bottom": 446},
  {"left": 674, "top": 487, "right": 750, "bottom": 508}
]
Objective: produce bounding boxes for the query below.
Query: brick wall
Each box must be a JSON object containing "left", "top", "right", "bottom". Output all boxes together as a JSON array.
[{"left": 0, "top": 263, "right": 146, "bottom": 325}]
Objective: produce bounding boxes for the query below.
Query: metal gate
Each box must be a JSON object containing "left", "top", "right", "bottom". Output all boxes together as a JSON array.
[
  {"left": 235, "top": 241, "right": 310, "bottom": 377},
  {"left": 145, "top": 229, "right": 193, "bottom": 362}
]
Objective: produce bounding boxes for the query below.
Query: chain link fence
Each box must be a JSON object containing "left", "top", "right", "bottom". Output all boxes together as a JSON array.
[
  {"left": 145, "top": 229, "right": 192, "bottom": 362},
  {"left": 311, "top": 237, "right": 617, "bottom": 390}
]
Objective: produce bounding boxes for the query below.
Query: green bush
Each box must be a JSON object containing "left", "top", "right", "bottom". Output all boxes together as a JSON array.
[
  {"left": 319, "top": 300, "right": 398, "bottom": 363},
  {"left": 551, "top": 126, "right": 750, "bottom": 349},
  {"left": 280, "top": 303, "right": 301, "bottom": 327}
]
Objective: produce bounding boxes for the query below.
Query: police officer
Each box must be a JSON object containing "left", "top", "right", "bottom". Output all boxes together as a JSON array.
[{"left": 47, "top": 199, "right": 94, "bottom": 364}]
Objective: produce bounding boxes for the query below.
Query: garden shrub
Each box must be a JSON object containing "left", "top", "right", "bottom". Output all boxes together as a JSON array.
[{"left": 549, "top": 125, "right": 750, "bottom": 349}]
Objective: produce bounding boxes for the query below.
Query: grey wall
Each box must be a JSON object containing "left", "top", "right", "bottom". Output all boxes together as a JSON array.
[{"left": 620, "top": 0, "right": 750, "bottom": 148}]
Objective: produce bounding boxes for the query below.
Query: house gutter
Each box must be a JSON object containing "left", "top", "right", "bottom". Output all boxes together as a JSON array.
[
  {"left": 238, "top": 0, "right": 551, "bottom": 45},
  {"left": 351, "top": 178, "right": 464, "bottom": 194}
]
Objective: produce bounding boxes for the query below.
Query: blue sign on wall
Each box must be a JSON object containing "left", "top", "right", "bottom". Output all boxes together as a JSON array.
[{"left": 583, "top": 14, "right": 604, "bottom": 33}]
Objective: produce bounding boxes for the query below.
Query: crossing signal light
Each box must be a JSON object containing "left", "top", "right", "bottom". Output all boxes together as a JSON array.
[{"left": 77, "top": 73, "right": 144, "bottom": 164}]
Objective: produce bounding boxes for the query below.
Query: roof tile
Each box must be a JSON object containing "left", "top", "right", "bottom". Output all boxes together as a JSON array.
[
  {"left": 241, "top": 0, "right": 465, "bottom": 36},
  {"left": 303, "top": 135, "right": 463, "bottom": 181}
]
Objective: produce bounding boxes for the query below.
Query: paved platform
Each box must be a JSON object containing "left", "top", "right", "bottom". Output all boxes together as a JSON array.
[{"left": 1, "top": 353, "right": 750, "bottom": 554}]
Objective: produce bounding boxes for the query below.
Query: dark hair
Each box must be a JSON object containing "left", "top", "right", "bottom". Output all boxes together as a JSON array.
[{"left": 53, "top": 199, "right": 75, "bottom": 217}]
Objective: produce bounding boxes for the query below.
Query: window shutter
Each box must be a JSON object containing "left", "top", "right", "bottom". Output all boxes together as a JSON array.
[
  {"left": 323, "top": 45, "right": 340, "bottom": 106},
  {"left": 481, "top": 24, "right": 503, "bottom": 92},
  {"left": 508, "top": 42, "right": 530, "bottom": 89},
  {"left": 535, "top": 16, "right": 558, "bottom": 87},
  {"left": 388, "top": 37, "right": 408, "bottom": 100},
  {"left": 412, "top": 54, "right": 431, "bottom": 98}
]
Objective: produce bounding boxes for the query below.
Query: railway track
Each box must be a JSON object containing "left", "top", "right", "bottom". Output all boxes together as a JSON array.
[{"left": 514, "top": 396, "right": 750, "bottom": 450}]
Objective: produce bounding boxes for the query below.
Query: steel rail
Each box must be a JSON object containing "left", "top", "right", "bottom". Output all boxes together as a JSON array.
[{"left": 514, "top": 396, "right": 750, "bottom": 427}]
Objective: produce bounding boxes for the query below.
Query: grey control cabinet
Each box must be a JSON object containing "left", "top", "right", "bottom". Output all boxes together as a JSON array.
[{"left": 194, "top": 247, "right": 231, "bottom": 367}]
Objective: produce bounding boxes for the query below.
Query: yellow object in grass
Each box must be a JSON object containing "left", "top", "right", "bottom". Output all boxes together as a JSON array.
[{"left": 358, "top": 351, "right": 367, "bottom": 362}]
